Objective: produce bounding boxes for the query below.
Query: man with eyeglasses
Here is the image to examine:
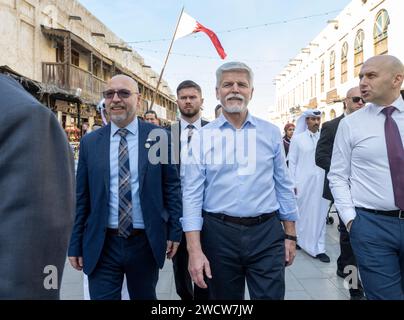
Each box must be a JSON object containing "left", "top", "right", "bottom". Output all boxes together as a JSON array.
[
  {"left": 68, "top": 74, "right": 182, "bottom": 300},
  {"left": 315, "top": 86, "right": 365, "bottom": 300},
  {"left": 329, "top": 55, "right": 404, "bottom": 299}
]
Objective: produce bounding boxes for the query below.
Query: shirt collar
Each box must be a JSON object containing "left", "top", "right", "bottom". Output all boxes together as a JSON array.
[
  {"left": 373, "top": 95, "right": 404, "bottom": 115},
  {"left": 306, "top": 129, "right": 319, "bottom": 137},
  {"left": 217, "top": 111, "right": 257, "bottom": 129},
  {"left": 111, "top": 118, "right": 138, "bottom": 137},
  {"left": 180, "top": 117, "right": 202, "bottom": 131}
]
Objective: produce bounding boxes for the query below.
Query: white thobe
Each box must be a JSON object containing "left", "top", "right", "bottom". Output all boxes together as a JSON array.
[{"left": 288, "top": 130, "right": 330, "bottom": 257}]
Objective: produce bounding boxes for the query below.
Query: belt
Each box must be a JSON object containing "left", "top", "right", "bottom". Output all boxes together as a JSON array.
[
  {"left": 203, "top": 211, "right": 277, "bottom": 226},
  {"left": 106, "top": 228, "right": 145, "bottom": 237},
  {"left": 357, "top": 207, "right": 404, "bottom": 219}
]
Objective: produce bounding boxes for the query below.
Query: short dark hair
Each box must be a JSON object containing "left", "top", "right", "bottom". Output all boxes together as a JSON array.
[
  {"left": 144, "top": 110, "right": 158, "bottom": 119},
  {"left": 176, "top": 80, "right": 202, "bottom": 95}
]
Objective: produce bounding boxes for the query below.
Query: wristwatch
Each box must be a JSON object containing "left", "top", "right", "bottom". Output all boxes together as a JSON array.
[{"left": 284, "top": 234, "right": 297, "bottom": 242}]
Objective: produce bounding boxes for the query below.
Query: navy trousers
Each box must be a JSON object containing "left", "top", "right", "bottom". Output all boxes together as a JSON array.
[
  {"left": 350, "top": 208, "right": 404, "bottom": 300},
  {"left": 88, "top": 232, "right": 159, "bottom": 300},
  {"left": 201, "top": 213, "right": 285, "bottom": 300}
]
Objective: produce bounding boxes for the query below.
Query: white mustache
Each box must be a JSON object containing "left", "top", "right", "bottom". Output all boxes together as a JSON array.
[{"left": 226, "top": 94, "right": 245, "bottom": 102}]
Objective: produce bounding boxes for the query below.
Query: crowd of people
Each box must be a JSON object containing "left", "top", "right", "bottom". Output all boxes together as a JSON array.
[{"left": 1, "top": 54, "right": 403, "bottom": 300}]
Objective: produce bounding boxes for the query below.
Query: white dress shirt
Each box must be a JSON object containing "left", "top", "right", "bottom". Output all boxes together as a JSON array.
[
  {"left": 180, "top": 118, "right": 202, "bottom": 141},
  {"left": 328, "top": 95, "right": 404, "bottom": 226},
  {"left": 180, "top": 117, "right": 202, "bottom": 179}
]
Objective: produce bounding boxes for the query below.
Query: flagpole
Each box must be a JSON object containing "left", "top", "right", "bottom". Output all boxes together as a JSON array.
[{"left": 149, "top": 6, "right": 184, "bottom": 111}]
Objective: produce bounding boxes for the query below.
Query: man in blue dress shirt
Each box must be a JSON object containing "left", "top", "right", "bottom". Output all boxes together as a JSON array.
[{"left": 181, "top": 62, "right": 298, "bottom": 299}]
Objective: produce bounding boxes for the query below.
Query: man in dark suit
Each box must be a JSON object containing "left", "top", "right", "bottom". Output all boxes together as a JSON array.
[
  {"left": 315, "top": 86, "right": 365, "bottom": 299},
  {"left": 68, "top": 75, "right": 182, "bottom": 300},
  {"left": 170, "top": 80, "right": 209, "bottom": 300},
  {"left": 0, "top": 74, "right": 75, "bottom": 299}
]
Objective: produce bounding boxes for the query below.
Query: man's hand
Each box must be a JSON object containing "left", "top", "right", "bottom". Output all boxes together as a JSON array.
[
  {"left": 68, "top": 256, "right": 83, "bottom": 271},
  {"left": 188, "top": 249, "right": 212, "bottom": 289},
  {"left": 285, "top": 239, "right": 297, "bottom": 266},
  {"left": 166, "top": 241, "right": 180, "bottom": 259},
  {"left": 282, "top": 220, "right": 297, "bottom": 266}
]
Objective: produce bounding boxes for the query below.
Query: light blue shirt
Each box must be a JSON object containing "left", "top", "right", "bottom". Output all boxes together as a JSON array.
[
  {"left": 181, "top": 112, "right": 298, "bottom": 232},
  {"left": 108, "top": 119, "right": 144, "bottom": 229}
]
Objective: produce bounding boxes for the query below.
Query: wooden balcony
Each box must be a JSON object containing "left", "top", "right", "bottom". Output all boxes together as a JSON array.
[{"left": 42, "top": 62, "right": 105, "bottom": 104}]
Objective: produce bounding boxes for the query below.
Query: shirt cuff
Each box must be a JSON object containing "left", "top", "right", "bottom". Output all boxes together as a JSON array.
[
  {"left": 278, "top": 211, "right": 298, "bottom": 222},
  {"left": 180, "top": 216, "right": 204, "bottom": 232},
  {"left": 339, "top": 208, "right": 357, "bottom": 227}
]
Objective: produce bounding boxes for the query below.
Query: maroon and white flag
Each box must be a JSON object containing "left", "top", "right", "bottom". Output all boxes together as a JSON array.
[{"left": 174, "top": 12, "right": 227, "bottom": 59}]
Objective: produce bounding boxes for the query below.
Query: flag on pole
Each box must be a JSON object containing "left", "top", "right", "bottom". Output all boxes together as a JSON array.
[{"left": 174, "top": 12, "right": 227, "bottom": 59}]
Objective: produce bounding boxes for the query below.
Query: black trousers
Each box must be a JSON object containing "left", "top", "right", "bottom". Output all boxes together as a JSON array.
[
  {"left": 172, "top": 233, "right": 209, "bottom": 300},
  {"left": 201, "top": 213, "right": 285, "bottom": 300},
  {"left": 337, "top": 214, "right": 364, "bottom": 296}
]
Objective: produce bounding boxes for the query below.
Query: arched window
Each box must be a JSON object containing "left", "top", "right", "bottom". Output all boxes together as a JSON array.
[
  {"left": 374, "top": 9, "right": 390, "bottom": 55},
  {"left": 320, "top": 60, "right": 325, "bottom": 93},
  {"left": 329, "top": 51, "right": 336, "bottom": 88},
  {"left": 341, "top": 42, "right": 348, "bottom": 83},
  {"left": 354, "top": 29, "right": 364, "bottom": 77}
]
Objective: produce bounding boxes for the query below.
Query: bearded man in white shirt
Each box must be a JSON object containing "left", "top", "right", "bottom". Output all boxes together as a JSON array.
[
  {"left": 328, "top": 55, "right": 404, "bottom": 300},
  {"left": 288, "top": 109, "right": 331, "bottom": 263}
]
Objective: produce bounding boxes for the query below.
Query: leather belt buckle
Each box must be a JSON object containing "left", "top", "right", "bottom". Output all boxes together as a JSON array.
[{"left": 399, "top": 210, "right": 404, "bottom": 220}]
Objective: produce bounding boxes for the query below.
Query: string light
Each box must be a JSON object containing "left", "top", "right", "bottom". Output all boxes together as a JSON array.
[{"left": 107, "top": 9, "right": 342, "bottom": 45}]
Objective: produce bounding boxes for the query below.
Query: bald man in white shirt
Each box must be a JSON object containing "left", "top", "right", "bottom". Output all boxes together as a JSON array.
[{"left": 328, "top": 55, "right": 404, "bottom": 300}]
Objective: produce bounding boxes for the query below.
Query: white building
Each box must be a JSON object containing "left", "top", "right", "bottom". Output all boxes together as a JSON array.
[{"left": 274, "top": 0, "right": 404, "bottom": 126}]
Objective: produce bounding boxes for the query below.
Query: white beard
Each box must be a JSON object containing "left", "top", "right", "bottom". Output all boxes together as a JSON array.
[{"left": 222, "top": 94, "right": 248, "bottom": 113}]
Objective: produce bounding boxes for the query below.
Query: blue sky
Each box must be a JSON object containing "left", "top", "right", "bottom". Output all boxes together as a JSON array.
[{"left": 79, "top": 0, "right": 351, "bottom": 120}]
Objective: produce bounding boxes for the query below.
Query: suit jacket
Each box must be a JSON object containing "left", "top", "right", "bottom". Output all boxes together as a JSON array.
[
  {"left": 0, "top": 74, "right": 75, "bottom": 299},
  {"left": 68, "top": 120, "right": 182, "bottom": 274},
  {"left": 315, "top": 114, "right": 344, "bottom": 201}
]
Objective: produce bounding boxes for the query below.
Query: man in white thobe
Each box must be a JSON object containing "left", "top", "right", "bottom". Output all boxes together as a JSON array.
[{"left": 288, "top": 109, "right": 331, "bottom": 263}]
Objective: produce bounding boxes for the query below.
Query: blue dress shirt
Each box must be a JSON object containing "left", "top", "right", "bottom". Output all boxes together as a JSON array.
[
  {"left": 181, "top": 113, "right": 298, "bottom": 232},
  {"left": 108, "top": 119, "right": 144, "bottom": 229}
]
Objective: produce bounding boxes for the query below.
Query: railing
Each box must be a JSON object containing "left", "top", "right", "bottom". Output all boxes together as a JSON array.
[{"left": 42, "top": 62, "right": 105, "bottom": 104}]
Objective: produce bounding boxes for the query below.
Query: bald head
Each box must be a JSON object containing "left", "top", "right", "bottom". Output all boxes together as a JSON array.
[
  {"left": 104, "top": 74, "right": 140, "bottom": 128},
  {"left": 359, "top": 55, "right": 404, "bottom": 106},
  {"left": 365, "top": 55, "right": 404, "bottom": 75},
  {"left": 108, "top": 74, "right": 139, "bottom": 93},
  {"left": 344, "top": 86, "right": 364, "bottom": 114}
]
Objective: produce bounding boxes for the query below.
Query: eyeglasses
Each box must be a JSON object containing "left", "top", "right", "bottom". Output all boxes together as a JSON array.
[
  {"left": 350, "top": 96, "right": 365, "bottom": 103},
  {"left": 102, "top": 89, "right": 132, "bottom": 99}
]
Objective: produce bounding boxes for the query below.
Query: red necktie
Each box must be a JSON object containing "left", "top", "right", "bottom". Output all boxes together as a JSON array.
[{"left": 382, "top": 106, "right": 404, "bottom": 210}]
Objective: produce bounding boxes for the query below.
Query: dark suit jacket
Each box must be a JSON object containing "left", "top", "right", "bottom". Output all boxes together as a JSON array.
[
  {"left": 0, "top": 74, "right": 75, "bottom": 299},
  {"left": 315, "top": 114, "right": 345, "bottom": 201},
  {"left": 68, "top": 120, "right": 182, "bottom": 274}
]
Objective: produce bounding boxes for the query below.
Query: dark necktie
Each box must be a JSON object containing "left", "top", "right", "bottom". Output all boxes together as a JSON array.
[
  {"left": 187, "top": 124, "right": 195, "bottom": 145},
  {"left": 117, "top": 128, "right": 133, "bottom": 238},
  {"left": 382, "top": 106, "right": 404, "bottom": 210}
]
